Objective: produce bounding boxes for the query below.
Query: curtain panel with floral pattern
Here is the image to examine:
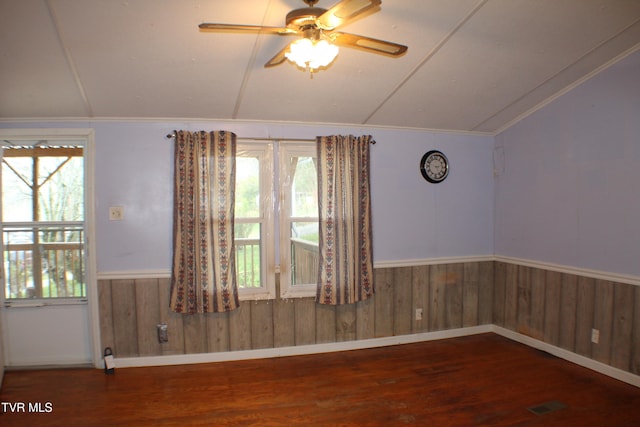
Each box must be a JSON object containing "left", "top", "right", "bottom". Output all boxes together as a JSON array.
[
  {"left": 316, "top": 135, "right": 374, "bottom": 305},
  {"left": 170, "top": 130, "right": 239, "bottom": 314}
]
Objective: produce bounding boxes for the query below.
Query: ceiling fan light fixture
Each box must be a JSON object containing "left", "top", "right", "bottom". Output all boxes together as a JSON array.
[{"left": 285, "top": 37, "right": 339, "bottom": 72}]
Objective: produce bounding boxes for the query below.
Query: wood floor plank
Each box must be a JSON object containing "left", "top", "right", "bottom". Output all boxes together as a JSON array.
[{"left": 1, "top": 334, "right": 638, "bottom": 426}]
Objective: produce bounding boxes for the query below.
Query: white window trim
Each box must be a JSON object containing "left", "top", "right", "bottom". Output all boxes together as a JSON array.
[
  {"left": 278, "top": 141, "right": 318, "bottom": 299},
  {"left": 236, "top": 141, "right": 275, "bottom": 301}
]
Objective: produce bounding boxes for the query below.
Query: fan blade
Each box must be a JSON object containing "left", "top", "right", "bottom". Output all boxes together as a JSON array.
[
  {"left": 329, "top": 32, "right": 407, "bottom": 56},
  {"left": 316, "top": 0, "right": 381, "bottom": 30},
  {"left": 199, "top": 23, "right": 296, "bottom": 35},
  {"left": 264, "top": 43, "right": 291, "bottom": 68}
]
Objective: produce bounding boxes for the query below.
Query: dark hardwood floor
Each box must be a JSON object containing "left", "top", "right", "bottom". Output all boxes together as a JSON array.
[{"left": 1, "top": 333, "right": 639, "bottom": 426}]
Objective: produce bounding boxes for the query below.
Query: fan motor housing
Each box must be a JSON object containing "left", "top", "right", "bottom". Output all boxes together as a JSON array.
[{"left": 286, "top": 7, "right": 327, "bottom": 29}]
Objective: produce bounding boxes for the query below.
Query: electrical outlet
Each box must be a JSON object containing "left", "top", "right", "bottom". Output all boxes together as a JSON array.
[
  {"left": 157, "top": 323, "right": 169, "bottom": 343},
  {"left": 591, "top": 328, "right": 600, "bottom": 344},
  {"left": 415, "top": 308, "right": 423, "bottom": 321},
  {"left": 109, "top": 206, "right": 124, "bottom": 221}
]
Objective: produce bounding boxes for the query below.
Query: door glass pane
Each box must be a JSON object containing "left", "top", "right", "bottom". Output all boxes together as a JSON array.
[
  {"left": 2, "top": 157, "right": 33, "bottom": 222},
  {"left": 3, "top": 225, "right": 85, "bottom": 299},
  {"left": 38, "top": 156, "right": 84, "bottom": 221},
  {"left": 2, "top": 145, "right": 86, "bottom": 300}
]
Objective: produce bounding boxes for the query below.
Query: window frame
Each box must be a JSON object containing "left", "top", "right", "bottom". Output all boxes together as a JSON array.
[
  {"left": 235, "top": 141, "right": 275, "bottom": 301},
  {"left": 278, "top": 141, "right": 318, "bottom": 299}
]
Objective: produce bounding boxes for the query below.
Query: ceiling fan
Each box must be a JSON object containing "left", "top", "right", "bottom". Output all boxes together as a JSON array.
[{"left": 199, "top": 0, "right": 407, "bottom": 74}]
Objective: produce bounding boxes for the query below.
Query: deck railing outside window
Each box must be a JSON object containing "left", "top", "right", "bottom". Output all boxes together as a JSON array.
[
  {"left": 4, "top": 228, "right": 316, "bottom": 296},
  {"left": 235, "top": 237, "right": 260, "bottom": 288},
  {"left": 234, "top": 237, "right": 318, "bottom": 289},
  {"left": 3, "top": 223, "right": 85, "bottom": 299},
  {"left": 291, "top": 238, "right": 318, "bottom": 286}
]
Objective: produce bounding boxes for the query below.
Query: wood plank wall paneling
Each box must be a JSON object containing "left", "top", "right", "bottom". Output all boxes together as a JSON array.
[
  {"left": 493, "top": 261, "right": 506, "bottom": 327},
  {"left": 273, "top": 299, "right": 295, "bottom": 348},
  {"left": 592, "top": 280, "right": 614, "bottom": 365},
  {"left": 492, "top": 264, "right": 640, "bottom": 377},
  {"left": 374, "top": 268, "right": 394, "bottom": 338},
  {"left": 429, "top": 264, "right": 447, "bottom": 331},
  {"left": 158, "top": 278, "right": 185, "bottom": 355},
  {"left": 611, "top": 283, "right": 635, "bottom": 371},
  {"left": 575, "top": 276, "right": 596, "bottom": 358},
  {"left": 335, "top": 304, "right": 356, "bottom": 342},
  {"left": 110, "top": 279, "right": 138, "bottom": 357},
  {"left": 478, "top": 261, "right": 494, "bottom": 325},
  {"left": 411, "top": 265, "right": 429, "bottom": 333},
  {"left": 543, "top": 270, "right": 561, "bottom": 346},
  {"left": 356, "top": 295, "right": 375, "bottom": 340},
  {"left": 559, "top": 273, "right": 578, "bottom": 352},
  {"left": 97, "top": 261, "right": 640, "bottom": 377},
  {"left": 99, "top": 262, "right": 494, "bottom": 358},
  {"left": 135, "top": 278, "right": 162, "bottom": 356},
  {"left": 463, "top": 262, "right": 479, "bottom": 328}
]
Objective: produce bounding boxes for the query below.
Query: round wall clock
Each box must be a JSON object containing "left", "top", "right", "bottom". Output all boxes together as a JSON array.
[{"left": 420, "top": 150, "right": 449, "bottom": 183}]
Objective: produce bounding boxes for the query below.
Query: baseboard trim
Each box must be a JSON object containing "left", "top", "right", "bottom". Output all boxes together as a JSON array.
[
  {"left": 110, "top": 324, "right": 639, "bottom": 389},
  {"left": 112, "top": 325, "right": 493, "bottom": 368},
  {"left": 491, "top": 326, "right": 640, "bottom": 388}
]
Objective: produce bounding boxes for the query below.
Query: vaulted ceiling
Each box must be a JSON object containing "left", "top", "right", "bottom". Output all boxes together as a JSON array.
[{"left": 2, "top": 0, "right": 640, "bottom": 134}]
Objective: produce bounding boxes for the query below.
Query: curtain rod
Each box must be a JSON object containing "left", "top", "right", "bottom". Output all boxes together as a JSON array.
[{"left": 165, "top": 133, "right": 375, "bottom": 144}]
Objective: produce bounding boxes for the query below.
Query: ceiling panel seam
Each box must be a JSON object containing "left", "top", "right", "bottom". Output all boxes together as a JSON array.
[
  {"left": 232, "top": 0, "right": 275, "bottom": 119},
  {"left": 473, "top": 17, "right": 640, "bottom": 133},
  {"left": 46, "top": 0, "right": 93, "bottom": 117},
  {"left": 361, "top": 0, "right": 488, "bottom": 126}
]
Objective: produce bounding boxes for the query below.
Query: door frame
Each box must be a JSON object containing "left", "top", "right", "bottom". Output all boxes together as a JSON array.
[{"left": 0, "top": 128, "right": 100, "bottom": 368}]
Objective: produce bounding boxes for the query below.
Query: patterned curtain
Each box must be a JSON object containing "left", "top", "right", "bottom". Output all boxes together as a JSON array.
[
  {"left": 170, "top": 130, "right": 239, "bottom": 314},
  {"left": 316, "top": 135, "right": 374, "bottom": 305}
]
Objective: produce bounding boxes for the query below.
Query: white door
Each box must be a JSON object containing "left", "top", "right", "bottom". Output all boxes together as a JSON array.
[{"left": 0, "top": 129, "right": 98, "bottom": 367}]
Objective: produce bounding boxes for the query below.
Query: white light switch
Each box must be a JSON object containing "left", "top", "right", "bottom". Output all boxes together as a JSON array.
[{"left": 109, "top": 206, "right": 124, "bottom": 221}]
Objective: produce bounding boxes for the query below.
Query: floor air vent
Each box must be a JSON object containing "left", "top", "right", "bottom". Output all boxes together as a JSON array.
[{"left": 527, "top": 400, "right": 567, "bottom": 416}]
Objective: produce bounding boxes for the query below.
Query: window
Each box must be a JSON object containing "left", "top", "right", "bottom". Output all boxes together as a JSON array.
[
  {"left": 235, "top": 142, "right": 275, "bottom": 300},
  {"left": 234, "top": 140, "right": 318, "bottom": 300},
  {"left": 2, "top": 142, "right": 86, "bottom": 301},
  {"left": 278, "top": 142, "right": 318, "bottom": 298}
]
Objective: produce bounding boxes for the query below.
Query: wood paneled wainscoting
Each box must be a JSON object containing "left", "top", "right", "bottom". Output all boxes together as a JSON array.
[
  {"left": 98, "top": 260, "right": 640, "bottom": 383},
  {"left": 98, "top": 262, "right": 495, "bottom": 359},
  {"left": 493, "top": 261, "right": 640, "bottom": 378}
]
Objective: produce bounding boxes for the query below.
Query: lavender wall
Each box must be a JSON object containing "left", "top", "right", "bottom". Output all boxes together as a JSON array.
[
  {"left": 495, "top": 49, "right": 640, "bottom": 277},
  {"left": 1, "top": 120, "right": 495, "bottom": 273}
]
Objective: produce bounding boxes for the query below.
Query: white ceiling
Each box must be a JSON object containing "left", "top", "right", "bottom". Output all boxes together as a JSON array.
[{"left": 2, "top": 0, "right": 640, "bottom": 134}]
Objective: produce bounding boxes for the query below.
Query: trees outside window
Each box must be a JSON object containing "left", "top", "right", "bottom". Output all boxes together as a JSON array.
[{"left": 2, "top": 145, "right": 86, "bottom": 300}]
